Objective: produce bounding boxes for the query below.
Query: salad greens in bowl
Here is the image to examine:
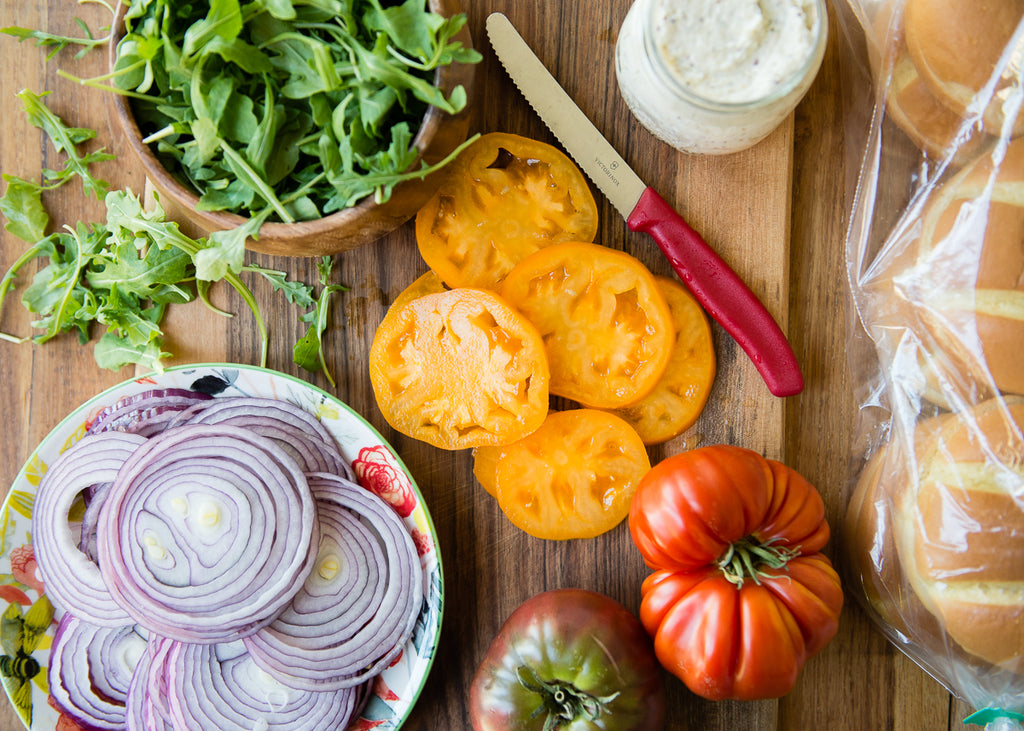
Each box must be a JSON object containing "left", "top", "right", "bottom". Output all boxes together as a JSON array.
[{"left": 107, "top": 0, "right": 480, "bottom": 256}]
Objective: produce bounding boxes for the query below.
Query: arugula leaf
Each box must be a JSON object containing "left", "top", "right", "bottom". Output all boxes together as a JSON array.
[
  {"left": 182, "top": 0, "right": 244, "bottom": 58},
  {"left": 16, "top": 90, "right": 114, "bottom": 200},
  {"left": 93, "top": 331, "right": 170, "bottom": 372},
  {"left": 246, "top": 264, "right": 315, "bottom": 309},
  {"left": 293, "top": 256, "right": 346, "bottom": 386},
  {"left": 1, "top": 11, "right": 112, "bottom": 60},
  {"left": 0, "top": 176, "right": 50, "bottom": 243}
]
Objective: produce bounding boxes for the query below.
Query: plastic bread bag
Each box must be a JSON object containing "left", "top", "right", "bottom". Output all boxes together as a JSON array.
[{"left": 836, "top": 0, "right": 1024, "bottom": 727}]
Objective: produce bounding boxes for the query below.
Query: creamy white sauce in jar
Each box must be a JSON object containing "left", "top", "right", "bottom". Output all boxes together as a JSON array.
[{"left": 615, "top": 0, "right": 827, "bottom": 154}]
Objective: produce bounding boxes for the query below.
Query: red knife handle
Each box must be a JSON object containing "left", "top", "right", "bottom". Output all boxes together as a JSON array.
[{"left": 627, "top": 187, "right": 804, "bottom": 397}]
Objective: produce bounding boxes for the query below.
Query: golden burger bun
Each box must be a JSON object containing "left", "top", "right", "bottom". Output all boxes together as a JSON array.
[
  {"left": 893, "top": 396, "right": 1024, "bottom": 668},
  {"left": 844, "top": 436, "right": 945, "bottom": 643},
  {"left": 890, "top": 138, "right": 1024, "bottom": 397},
  {"left": 903, "top": 0, "right": 1024, "bottom": 137}
]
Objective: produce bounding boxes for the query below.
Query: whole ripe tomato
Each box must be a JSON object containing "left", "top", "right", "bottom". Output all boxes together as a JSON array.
[
  {"left": 470, "top": 589, "right": 665, "bottom": 731},
  {"left": 628, "top": 445, "right": 843, "bottom": 701}
]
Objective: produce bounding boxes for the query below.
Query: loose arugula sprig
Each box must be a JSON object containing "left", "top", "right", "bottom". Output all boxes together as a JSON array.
[
  {"left": 0, "top": 0, "right": 114, "bottom": 59},
  {"left": 292, "top": 256, "right": 347, "bottom": 387},
  {"left": 0, "top": 90, "right": 115, "bottom": 243},
  {"left": 0, "top": 92, "right": 338, "bottom": 374}
]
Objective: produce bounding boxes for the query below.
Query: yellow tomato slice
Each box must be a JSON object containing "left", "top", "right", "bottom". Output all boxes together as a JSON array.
[
  {"left": 473, "top": 409, "right": 651, "bottom": 540},
  {"left": 608, "top": 276, "right": 716, "bottom": 444},
  {"left": 415, "top": 132, "right": 598, "bottom": 291},
  {"left": 369, "top": 288, "right": 550, "bottom": 450},
  {"left": 500, "top": 241, "right": 674, "bottom": 409}
]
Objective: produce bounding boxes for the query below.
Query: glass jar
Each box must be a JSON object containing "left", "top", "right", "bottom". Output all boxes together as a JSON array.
[{"left": 615, "top": 0, "right": 828, "bottom": 155}]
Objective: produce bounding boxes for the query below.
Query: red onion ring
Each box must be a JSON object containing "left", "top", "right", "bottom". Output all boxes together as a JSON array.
[
  {"left": 243, "top": 472, "right": 422, "bottom": 690},
  {"left": 32, "top": 432, "right": 147, "bottom": 626},
  {"left": 87, "top": 389, "right": 213, "bottom": 437},
  {"left": 48, "top": 614, "right": 147, "bottom": 730},
  {"left": 176, "top": 397, "right": 352, "bottom": 477},
  {"left": 165, "top": 641, "right": 362, "bottom": 730},
  {"left": 96, "top": 424, "right": 318, "bottom": 643}
]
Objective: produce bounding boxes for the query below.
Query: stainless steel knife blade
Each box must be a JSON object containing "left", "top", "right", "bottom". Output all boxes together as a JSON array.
[{"left": 485, "top": 13, "right": 647, "bottom": 220}]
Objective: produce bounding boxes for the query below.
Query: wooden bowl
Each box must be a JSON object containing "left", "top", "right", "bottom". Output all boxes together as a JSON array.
[{"left": 108, "top": 1, "right": 476, "bottom": 257}]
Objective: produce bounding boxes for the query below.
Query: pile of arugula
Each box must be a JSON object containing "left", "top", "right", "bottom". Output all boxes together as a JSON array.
[
  {"left": 0, "top": 90, "right": 337, "bottom": 381},
  {"left": 0, "top": 0, "right": 482, "bottom": 382},
  {"left": 77, "top": 0, "right": 480, "bottom": 222}
]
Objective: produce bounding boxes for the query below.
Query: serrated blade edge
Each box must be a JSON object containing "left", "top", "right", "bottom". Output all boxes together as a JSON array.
[{"left": 485, "top": 12, "right": 646, "bottom": 220}]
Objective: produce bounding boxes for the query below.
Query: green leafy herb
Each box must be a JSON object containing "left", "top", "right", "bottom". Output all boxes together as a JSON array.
[
  {"left": 0, "top": 89, "right": 115, "bottom": 244},
  {"left": 0, "top": 94, "right": 342, "bottom": 374},
  {"left": 54, "top": 0, "right": 481, "bottom": 227},
  {"left": 16, "top": 89, "right": 114, "bottom": 201},
  {"left": 1, "top": 0, "right": 113, "bottom": 60},
  {"left": 292, "top": 256, "right": 347, "bottom": 386}
]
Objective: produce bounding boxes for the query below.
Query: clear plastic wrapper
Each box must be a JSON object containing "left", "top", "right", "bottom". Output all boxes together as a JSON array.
[{"left": 838, "top": 0, "right": 1024, "bottom": 727}]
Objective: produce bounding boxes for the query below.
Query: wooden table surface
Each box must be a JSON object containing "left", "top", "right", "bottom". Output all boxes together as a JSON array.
[{"left": 0, "top": 1, "right": 977, "bottom": 729}]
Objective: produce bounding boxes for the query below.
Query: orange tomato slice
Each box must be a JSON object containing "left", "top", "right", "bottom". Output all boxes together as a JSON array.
[
  {"left": 500, "top": 241, "right": 674, "bottom": 409},
  {"left": 607, "top": 276, "right": 716, "bottom": 444},
  {"left": 369, "top": 288, "right": 550, "bottom": 450},
  {"left": 415, "top": 132, "right": 598, "bottom": 291},
  {"left": 473, "top": 409, "right": 651, "bottom": 540}
]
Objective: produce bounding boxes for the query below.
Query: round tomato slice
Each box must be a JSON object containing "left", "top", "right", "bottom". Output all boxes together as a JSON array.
[
  {"left": 415, "top": 132, "right": 598, "bottom": 291},
  {"left": 473, "top": 409, "right": 651, "bottom": 540},
  {"left": 608, "top": 276, "right": 716, "bottom": 444},
  {"left": 500, "top": 242, "right": 674, "bottom": 409},
  {"left": 369, "top": 288, "right": 549, "bottom": 450}
]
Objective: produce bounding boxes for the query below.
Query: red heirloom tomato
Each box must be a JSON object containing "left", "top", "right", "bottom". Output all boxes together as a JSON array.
[
  {"left": 469, "top": 589, "right": 665, "bottom": 731},
  {"left": 628, "top": 445, "right": 843, "bottom": 701}
]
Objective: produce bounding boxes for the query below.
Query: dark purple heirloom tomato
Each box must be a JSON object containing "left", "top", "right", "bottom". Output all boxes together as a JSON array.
[{"left": 469, "top": 589, "right": 665, "bottom": 731}]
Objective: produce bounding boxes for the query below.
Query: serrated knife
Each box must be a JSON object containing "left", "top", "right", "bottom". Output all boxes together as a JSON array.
[{"left": 485, "top": 12, "right": 804, "bottom": 397}]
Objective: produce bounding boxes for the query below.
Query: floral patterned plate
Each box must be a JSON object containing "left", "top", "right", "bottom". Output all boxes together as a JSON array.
[{"left": 0, "top": 364, "right": 443, "bottom": 730}]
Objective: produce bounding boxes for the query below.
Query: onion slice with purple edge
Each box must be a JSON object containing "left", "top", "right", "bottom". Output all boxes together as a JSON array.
[
  {"left": 48, "top": 614, "right": 148, "bottom": 730},
  {"left": 126, "top": 638, "right": 175, "bottom": 731},
  {"left": 165, "top": 640, "right": 364, "bottom": 730},
  {"left": 32, "top": 431, "right": 147, "bottom": 626},
  {"left": 96, "top": 424, "right": 319, "bottom": 643},
  {"left": 176, "top": 397, "right": 354, "bottom": 478},
  {"left": 244, "top": 472, "right": 423, "bottom": 691},
  {"left": 87, "top": 389, "right": 213, "bottom": 437}
]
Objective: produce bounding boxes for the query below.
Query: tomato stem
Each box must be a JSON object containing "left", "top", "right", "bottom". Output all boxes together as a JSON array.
[
  {"left": 717, "top": 536, "right": 799, "bottom": 588},
  {"left": 516, "top": 666, "right": 620, "bottom": 731}
]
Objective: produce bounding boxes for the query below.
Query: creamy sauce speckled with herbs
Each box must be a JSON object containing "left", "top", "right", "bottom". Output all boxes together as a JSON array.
[
  {"left": 614, "top": 0, "right": 826, "bottom": 154},
  {"left": 653, "top": 0, "right": 818, "bottom": 104}
]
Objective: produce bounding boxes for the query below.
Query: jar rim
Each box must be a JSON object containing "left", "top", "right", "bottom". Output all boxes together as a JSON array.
[{"left": 640, "top": 0, "right": 829, "bottom": 112}]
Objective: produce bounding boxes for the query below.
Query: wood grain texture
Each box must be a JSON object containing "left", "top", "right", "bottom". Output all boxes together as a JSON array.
[{"left": 0, "top": 1, "right": 975, "bottom": 730}]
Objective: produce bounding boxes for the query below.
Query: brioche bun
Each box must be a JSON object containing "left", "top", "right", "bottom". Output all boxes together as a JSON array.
[
  {"left": 893, "top": 396, "right": 1024, "bottom": 667},
  {"left": 886, "top": 41, "right": 990, "bottom": 163},
  {"left": 903, "top": 0, "right": 1024, "bottom": 137},
  {"left": 891, "top": 138, "right": 1024, "bottom": 397},
  {"left": 845, "top": 436, "right": 944, "bottom": 642}
]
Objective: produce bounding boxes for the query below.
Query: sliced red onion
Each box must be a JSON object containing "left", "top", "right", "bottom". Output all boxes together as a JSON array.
[
  {"left": 244, "top": 472, "right": 422, "bottom": 690},
  {"left": 78, "top": 481, "right": 112, "bottom": 563},
  {"left": 87, "top": 389, "right": 213, "bottom": 437},
  {"left": 32, "top": 431, "right": 147, "bottom": 625},
  {"left": 165, "top": 640, "right": 361, "bottom": 730},
  {"left": 96, "top": 424, "right": 319, "bottom": 643},
  {"left": 177, "top": 397, "right": 353, "bottom": 478},
  {"left": 125, "top": 637, "right": 175, "bottom": 731},
  {"left": 48, "top": 614, "right": 148, "bottom": 730}
]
